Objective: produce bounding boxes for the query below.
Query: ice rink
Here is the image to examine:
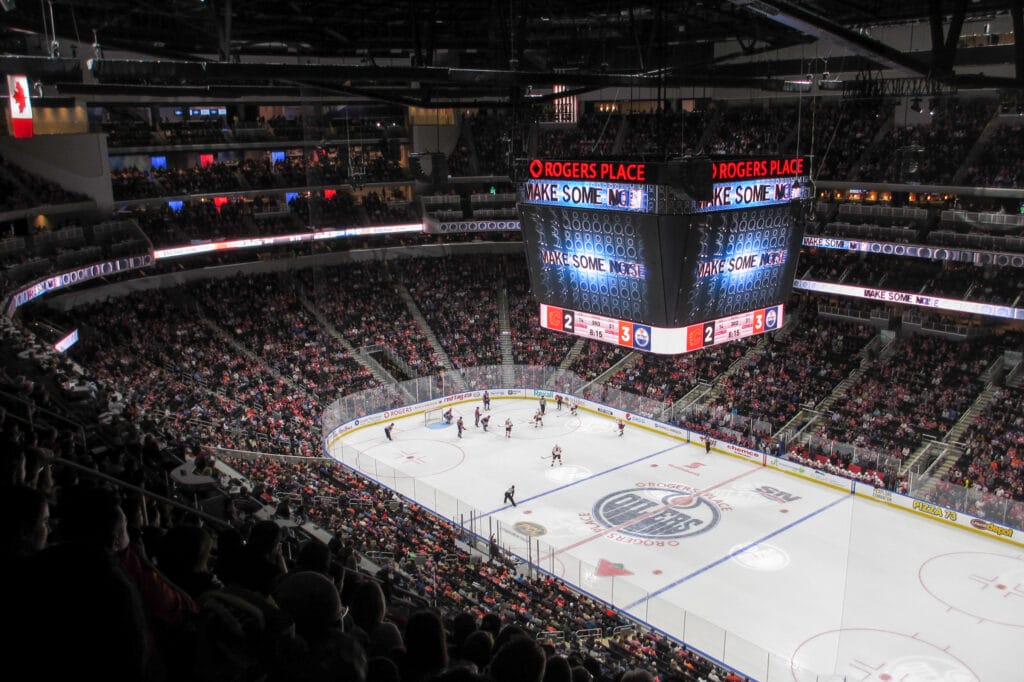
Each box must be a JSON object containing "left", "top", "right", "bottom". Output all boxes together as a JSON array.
[{"left": 328, "top": 398, "right": 1024, "bottom": 681}]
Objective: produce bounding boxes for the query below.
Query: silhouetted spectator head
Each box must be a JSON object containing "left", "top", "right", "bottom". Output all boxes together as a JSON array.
[
  {"left": 494, "top": 623, "right": 529, "bottom": 654},
  {"left": 451, "top": 610, "right": 478, "bottom": 650},
  {"left": 214, "top": 526, "right": 245, "bottom": 583},
  {"left": 1, "top": 445, "right": 26, "bottom": 486},
  {"left": 570, "top": 666, "right": 593, "bottom": 682},
  {"left": 581, "top": 656, "right": 602, "bottom": 681},
  {"left": 235, "top": 519, "right": 287, "bottom": 594},
  {"left": 403, "top": 608, "right": 449, "bottom": 682},
  {"left": 621, "top": 670, "right": 656, "bottom": 682},
  {"left": 431, "top": 668, "right": 490, "bottom": 682},
  {"left": 157, "top": 524, "right": 219, "bottom": 599},
  {"left": 368, "top": 655, "right": 401, "bottom": 682},
  {"left": 460, "top": 629, "right": 494, "bottom": 672},
  {"left": 480, "top": 611, "right": 502, "bottom": 637},
  {"left": 57, "top": 485, "right": 129, "bottom": 552},
  {"left": 349, "top": 577, "right": 387, "bottom": 635},
  {"left": 274, "top": 570, "right": 346, "bottom": 644},
  {"left": 542, "top": 655, "right": 572, "bottom": 682},
  {"left": 296, "top": 538, "right": 332, "bottom": 575},
  {"left": 0, "top": 484, "right": 49, "bottom": 560},
  {"left": 370, "top": 620, "right": 405, "bottom": 659},
  {"left": 15, "top": 542, "right": 150, "bottom": 681},
  {"left": 489, "top": 635, "right": 546, "bottom": 682},
  {"left": 286, "top": 629, "right": 368, "bottom": 682}
]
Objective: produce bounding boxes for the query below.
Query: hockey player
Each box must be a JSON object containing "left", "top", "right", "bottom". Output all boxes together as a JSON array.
[
  {"left": 474, "top": 405, "right": 481, "bottom": 427},
  {"left": 384, "top": 423, "right": 395, "bottom": 441},
  {"left": 539, "top": 395, "right": 546, "bottom": 415},
  {"left": 617, "top": 418, "right": 626, "bottom": 437},
  {"left": 481, "top": 414, "right": 491, "bottom": 432},
  {"left": 556, "top": 394, "right": 563, "bottom": 411},
  {"left": 569, "top": 403, "right": 578, "bottom": 417},
  {"left": 483, "top": 391, "right": 491, "bottom": 411},
  {"left": 532, "top": 410, "right": 544, "bottom": 428},
  {"left": 443, "top": 408, "right": 453, "bottom": 424},
  {"left": 457, "top": 416, "right": 465, "bottom": 438},
  {"left": 505, "top": 418, "right": 513, "bottom": 438},
  {"left": 551, "top": 444, "right": 563, "bottom": 466},
  {"left": 503, "top": 485, "right": 516, "bottom": 506}
]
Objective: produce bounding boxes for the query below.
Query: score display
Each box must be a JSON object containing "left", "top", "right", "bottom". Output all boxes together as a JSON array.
[
  {"left": 541, "top": 303, "right": 783, "bottom": 354},
  {"left": 520, "top": 156, "right": 808, "bottom": 355}
]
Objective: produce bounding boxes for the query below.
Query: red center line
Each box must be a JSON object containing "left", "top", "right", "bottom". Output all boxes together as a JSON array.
[{"left": 538, "top": 466, "right": 760, "bottom": 562}]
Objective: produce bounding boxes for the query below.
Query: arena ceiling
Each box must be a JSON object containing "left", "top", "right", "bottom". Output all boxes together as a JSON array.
[{"left": 0, "top": 0, "right": 1021, "bottom": 106}]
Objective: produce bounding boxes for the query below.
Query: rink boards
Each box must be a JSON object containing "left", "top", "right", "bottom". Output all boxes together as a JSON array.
[{"left": 325, "top": 393, "right": 1024, "bottom": 681}]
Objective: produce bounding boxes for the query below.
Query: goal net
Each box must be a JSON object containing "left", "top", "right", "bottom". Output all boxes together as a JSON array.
[{"left": 424, "top": 409, "right": 445, "bottom": 426}]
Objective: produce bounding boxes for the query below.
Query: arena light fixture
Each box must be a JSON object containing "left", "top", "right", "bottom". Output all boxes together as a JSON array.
[
  {"left": 782, "top": 78, "right": 812, "bottom": 93},
  {"left": 817, "top": 73, "right": 844, "bottom": 90}
]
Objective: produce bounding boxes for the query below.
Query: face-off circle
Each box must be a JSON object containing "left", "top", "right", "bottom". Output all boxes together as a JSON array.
[
  {"left": 361, "top": 438, "right": 466, "bottom": 478},
  {"left": 791, "top": 628, "right": 978, "bottom": 682},
  {"left": 919, "top": 552, "right": 1024, "bottom": 627}
]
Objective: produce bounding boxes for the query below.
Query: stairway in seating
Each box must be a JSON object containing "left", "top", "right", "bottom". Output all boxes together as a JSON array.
[
  {"left": 395, "top": 281, "right": 468, "bottom": 391},
  {"left": 496, "top": 283, "right": 515, "bottom": 386},
  {"left": 296, "top": 292, "right": 409, "bottom": 400},
  {"left": 686, "top": 336, "right": 767, "bottom": 412},
  {"left": 197, "top": 317, "right": 309, "bottom": 396},
  {"left": 591, "top": 351, "right": 642, "bottom": 387},
  {"left": 805, "top": 332, "right": 890, "bottom": 425},
  {"left": 558, "top": 339, "right": 587, "bottom": 372},
  {"left": 907, "top": 383, "right": 1001, "bottom": 495},
  {"left": 943, "top": 384, "right": 1000, "bottom": 446}
]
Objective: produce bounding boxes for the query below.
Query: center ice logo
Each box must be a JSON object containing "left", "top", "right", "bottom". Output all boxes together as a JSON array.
[{"left": 591, "top": 487, "right": 721, "bottom": 540}]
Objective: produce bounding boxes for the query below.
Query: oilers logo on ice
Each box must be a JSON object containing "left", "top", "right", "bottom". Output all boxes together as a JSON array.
[{"left": 591, "top": 487, "right": 721, "bottom": 541}]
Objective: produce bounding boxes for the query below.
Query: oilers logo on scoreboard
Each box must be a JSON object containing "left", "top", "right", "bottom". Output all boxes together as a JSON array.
[
  {"left": 764, "top": 306, "right": 780, "bottom": 330},
  {"left": 632, "top": 324, "right": 651, "bottom": 350}
]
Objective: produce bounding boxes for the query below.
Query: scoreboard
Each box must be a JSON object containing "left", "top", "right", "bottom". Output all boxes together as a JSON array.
[
  {"left": 520, "top": 157, "right": 808, "bottom": 355},
  {"left": 540, "top": 303, "right": 783, "bottom": 354}
]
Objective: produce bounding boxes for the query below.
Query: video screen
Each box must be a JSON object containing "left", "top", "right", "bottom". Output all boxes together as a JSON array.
[
  {"left": 673, "top": 203, "right": 804, "bottom": 326},
  {"left": 520, "top": 203, "right": 668, "bottom": 326}
]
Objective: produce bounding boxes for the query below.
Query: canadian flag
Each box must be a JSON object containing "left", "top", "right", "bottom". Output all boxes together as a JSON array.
[{"left": 7, "top": 75, "right": 33, "bottom": 139}]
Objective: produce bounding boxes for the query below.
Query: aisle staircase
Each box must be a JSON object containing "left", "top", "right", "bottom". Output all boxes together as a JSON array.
[
  {"left": 198, "top": 317, "right": 309, "bottom": 395},
  {"left": 905, "top": 386, "right": 999, "bottom": 493},
  {"left": 496, "top": 284, "right": 515, "bottom": 386},
  {"left": 395, "top": 281, "right": 469, "bottom": 391},
  {"left": 558, "top": 339, "right": 587, "bottom": 372},
  {"left": 587, "top": 351, "right": 642, "bottom": 389},
  {"left": 296, "top": 293, "right": 412, "bottom": 402},
  {"left": 943, "top": 384, "right": 1001, "bottom": 446},
  {"left": 773, "top": 333, "right": 889, "bottom": 443}
]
